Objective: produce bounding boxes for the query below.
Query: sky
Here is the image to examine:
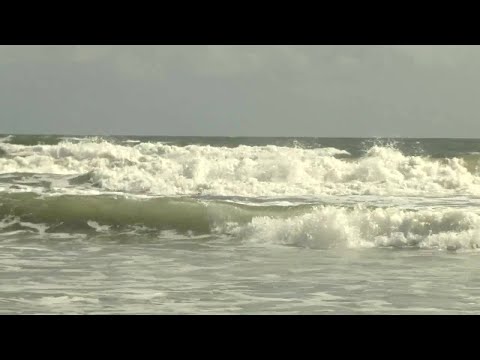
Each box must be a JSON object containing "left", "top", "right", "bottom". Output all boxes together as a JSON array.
[{"left": 1, "top": 45, "right": 480, "bottom": 137}]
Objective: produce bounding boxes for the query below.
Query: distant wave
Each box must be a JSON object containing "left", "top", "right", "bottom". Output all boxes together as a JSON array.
[
  {"left": 0, "top": 135, "right": 13, "bottom": 143},
  {"left": 1, "top": 138, "right": 480, "bottom": 197}
]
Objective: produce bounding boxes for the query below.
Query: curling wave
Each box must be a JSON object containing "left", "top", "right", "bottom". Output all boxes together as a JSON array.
[{"left": 1, "top": 193, "right": 480, "bottom": 251}]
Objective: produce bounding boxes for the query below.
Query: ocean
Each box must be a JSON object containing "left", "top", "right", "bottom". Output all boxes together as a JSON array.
[{"left": 1, "top": 134, "right": 480, "bottom": 314}]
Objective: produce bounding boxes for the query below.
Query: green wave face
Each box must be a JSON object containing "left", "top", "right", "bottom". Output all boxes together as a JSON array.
[{"left": 0, "top": 193, "right": 310, "bottom": 235}]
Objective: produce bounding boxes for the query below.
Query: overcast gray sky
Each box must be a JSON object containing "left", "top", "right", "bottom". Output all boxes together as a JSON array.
[{"left": 1, "top": 45, "right": 480, "bottom": 137}]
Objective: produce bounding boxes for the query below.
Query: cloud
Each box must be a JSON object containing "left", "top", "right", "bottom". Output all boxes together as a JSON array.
[
  {"left": 2, "top": 45, "right": 477, "bottom": 74},
  {"left": 389, "top": 45, "right": 480, "bottom": 67},
  {"left": 0, "top": 45, "right": 313, "bottom": 79},
  {"left": 2, "top": 45, "right": 480, "bottom": 137}
]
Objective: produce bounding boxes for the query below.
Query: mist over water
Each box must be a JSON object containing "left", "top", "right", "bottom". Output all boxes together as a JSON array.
[{"left": 2, "top": 135, "right": 480, "bottom": 314}]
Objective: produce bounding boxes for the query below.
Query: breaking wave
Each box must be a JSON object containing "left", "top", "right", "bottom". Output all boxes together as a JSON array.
[
  {"left": 1, "top": 138, "right": 480, "bottom": 198},
  {"left": 0, "top": 193, "right": 479, "bottom": 251}
]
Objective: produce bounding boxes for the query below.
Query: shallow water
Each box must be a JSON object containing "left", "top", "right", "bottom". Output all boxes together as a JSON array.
[{"left": 2, "top": 234, "right": 480, "bottom": 314}]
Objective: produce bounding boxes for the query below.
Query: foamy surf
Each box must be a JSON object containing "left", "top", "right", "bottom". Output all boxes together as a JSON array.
[
  {"left": 1, "top": 137, "right": 480, "bottom": 198},
  {"left": 225, "top": 205, "right": 480, "bottom": 251}
]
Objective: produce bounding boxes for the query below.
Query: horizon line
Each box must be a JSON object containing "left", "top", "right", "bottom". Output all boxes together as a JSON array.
[{"left": 2, "top": 133, "right": 480, "bottom": 140}]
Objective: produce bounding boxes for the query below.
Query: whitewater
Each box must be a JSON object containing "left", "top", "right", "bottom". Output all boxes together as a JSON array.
[{"left": 2, "top": 135, "right": 480, "bottom": 314}]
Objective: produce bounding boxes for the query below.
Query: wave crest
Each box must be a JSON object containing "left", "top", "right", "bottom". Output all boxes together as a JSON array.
[
  {"left": 1, "top": 139, "right": 480, "bottom": 197},
  {"left": 226, "top": 205, "right": 480, "bottom": 250}
]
